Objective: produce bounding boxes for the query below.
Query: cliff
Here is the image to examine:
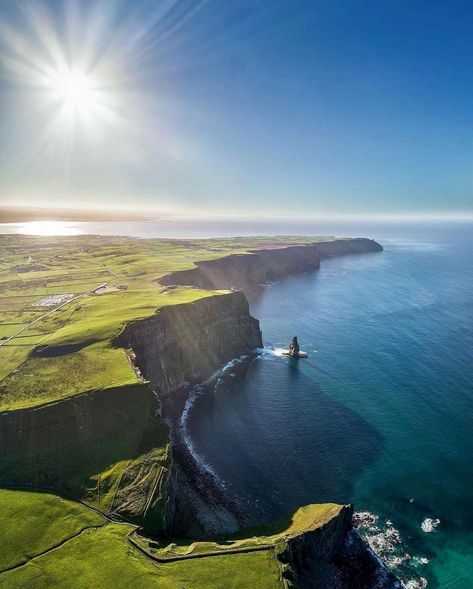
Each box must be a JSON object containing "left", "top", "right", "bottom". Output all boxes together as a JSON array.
[
  {"left": 0, "top": 234, "right": 394, "bottom": 588},
  {"left": 0, "top": 291, "right": 262, "bottom": 536},
  {"left": 160, "top": 238, "right": 382, "bottom": 291},
  {"left": 117, "top": 291, "right": 262, "bottom": 397},
  {"left": 278, "top": 505, "right": 354, "bottom": 573},
  {"left": 0, "top": 384, "right": 171, "bottom": 532},
  {"left": 311, "top": 238, "right": 383, "bottom": 259},
  {"left": 265, "top": 504, "right": 401, "bottom": 589},
  {"left": 117, "top": 291, "right": 263, "bottom": 536}
]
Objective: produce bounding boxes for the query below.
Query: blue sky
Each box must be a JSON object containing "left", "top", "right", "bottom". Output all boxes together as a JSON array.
[{"left": 0, "top": 0, "right": 472, "bottom": 218}]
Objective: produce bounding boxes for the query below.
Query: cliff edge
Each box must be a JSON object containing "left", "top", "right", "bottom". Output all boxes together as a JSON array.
[{"left": 160, "top": 238, "right": 382, "bottom": 291}]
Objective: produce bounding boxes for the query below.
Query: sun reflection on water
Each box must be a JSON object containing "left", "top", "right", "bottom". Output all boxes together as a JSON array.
[{"left": 16, "top": 221, "right": 81, "bottom": 236}]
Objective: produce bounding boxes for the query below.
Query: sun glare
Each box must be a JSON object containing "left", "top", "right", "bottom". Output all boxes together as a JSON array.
[{"left": 47, "top": 70, "right": 97, "bottom": 110}]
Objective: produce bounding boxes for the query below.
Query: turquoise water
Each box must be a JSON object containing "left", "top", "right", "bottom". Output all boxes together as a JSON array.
[{"left": 186, "top": 229, "right": 473, "bottom": 588}]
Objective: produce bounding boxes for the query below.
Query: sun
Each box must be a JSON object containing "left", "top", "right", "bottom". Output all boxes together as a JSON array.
[{"left": 47, "top": 70, "right": 98, "bottom": 110}]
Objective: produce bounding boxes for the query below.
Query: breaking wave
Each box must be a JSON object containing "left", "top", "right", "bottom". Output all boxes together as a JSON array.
[
  {"left": 421, "top": 518, "right": 440, "bottom": 533},
  {"left": 179, "top": 354, "right": 250, "bottom": 484},
  {"left": 354, "top": 511, "right": 429, "bottom": 589}
]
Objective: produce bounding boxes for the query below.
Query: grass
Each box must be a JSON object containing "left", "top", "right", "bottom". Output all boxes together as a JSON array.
[
  {"left": 1, "top": 525, "right": 284, "bottom": 589},
  {"left": 133, "top": 503, "right": 343, "bottom": 561},
  {"left": 0, "top": 344, "right": 136, "bottom": 410},
  {"left": 0, "top": 488, "right": 106, "bottom": 571},
  {"left": 0, "top": 383, "right": 171, "bottom": 528},
  {"left": 38, "top": 286, "right": 215, "bottom": 349},
  {"left": 237, "top": 503, "right": 344, "bottom": 541},
  {"left": 0, "top": 489, "right": 285, "bottom": 589}
]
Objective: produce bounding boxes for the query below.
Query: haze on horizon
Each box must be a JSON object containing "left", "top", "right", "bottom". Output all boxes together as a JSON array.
[{"left": 0, "top": 0, "right": 472, "bottom": 221}]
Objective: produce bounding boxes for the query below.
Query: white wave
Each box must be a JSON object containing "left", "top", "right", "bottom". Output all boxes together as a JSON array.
[
  {"left": 272, "top": 347, "right": 290, "bottom": 357},
  {"left": 354, "top": 511, "right": 404, "bottom": 559},
  {"left": 354, "top": 511, "right": 379, "bottom": 531},
  {"left": 179, "top": 353, "right": 252, "bottom": 483},
  {"left": 404, "top": 578, "right": 427, "bottom": 589},
  {"left": 258, "top": 345, "right": 313, "bottom": 358},
  {"left": 412, "top": 556, "right": 429, "bottom": 566},
  {"left": 421, "top": 518, "right": 440, "bottom": 533},
  {"left": 355, "top": 510, "right": 425, "bottom": 583},
  {"left": 254, "top": 346, "right": 285, "bottom": 359},
  {"left": 384, "top": 239, "right": 443, "bottom": 252}
]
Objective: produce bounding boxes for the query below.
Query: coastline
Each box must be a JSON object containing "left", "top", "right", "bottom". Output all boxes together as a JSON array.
[
  {"left": 0, "top": 235, "right": 399, "bottom": 588},
  {"left": 158, "top": 358, "right": 255, "bottom": 537}
]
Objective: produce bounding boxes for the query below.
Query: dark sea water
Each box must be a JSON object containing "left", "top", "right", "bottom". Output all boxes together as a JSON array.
[{"left": 184, "top": 226, "right": 473, "bottom": 589}]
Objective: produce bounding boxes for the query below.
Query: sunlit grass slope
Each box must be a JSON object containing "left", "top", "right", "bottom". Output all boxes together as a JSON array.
[
  {"left": 0, "top": 489, "right": 285, "bottom": 589},
  {"left": 0, "top": 488, "right": 105, "bottom": 572},
  {"left": 133, "top": 503, "right": 343, "bottom": 561}
]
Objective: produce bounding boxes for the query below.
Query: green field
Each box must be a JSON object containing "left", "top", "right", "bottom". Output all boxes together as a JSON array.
[{"left": 0, "top": 489, "right": 344, "bottom": 588}]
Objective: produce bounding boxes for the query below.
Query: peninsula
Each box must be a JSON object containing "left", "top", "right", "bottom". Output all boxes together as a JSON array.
[{"left": 0, "top": 234, "right": 398, "bottom": 588}]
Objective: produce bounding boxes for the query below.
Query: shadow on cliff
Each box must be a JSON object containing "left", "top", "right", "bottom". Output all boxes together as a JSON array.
[{"left": 0, "top": 384, "right": 169, "bottom": 526}]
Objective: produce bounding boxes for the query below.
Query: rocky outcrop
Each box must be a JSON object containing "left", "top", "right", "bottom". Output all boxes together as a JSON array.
[
  {"left": 280, "top": 505, "right": 354, "bottom": 573},
  {"left": 289, "top": 336, "right": 301, "bottom": 357},
  {"left": 160, "top": 239, "right": 382, "bottom": 291}
]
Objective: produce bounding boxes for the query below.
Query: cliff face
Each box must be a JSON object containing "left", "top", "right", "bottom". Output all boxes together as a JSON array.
[
  {"left": 0, "top": 292, "right": 262, "bottom": 536},
  {"left": 117, "top": 291, "right": 263, "bottom": 537},
  {"left": 280, "top": 505, "right": 354, "bottom": 572},
  {"left": 160, "top": 254, "right": 268, "bottom": 291},
  {"left": 159, "top": 239, "right": 382, "bottom": 291},
  {"left": 117, "top": 292, "right": 263, "bottom": 397},
  {"left": 313, "top": 238, "right": 383, "bottom": 259},
  {"left": 277, "top": 505, "right": 402, "bottom": 589}
]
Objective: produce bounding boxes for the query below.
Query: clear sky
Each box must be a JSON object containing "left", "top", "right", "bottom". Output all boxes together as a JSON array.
[{"left": 0, "top": 0, "right": 472, "bottom": 218}]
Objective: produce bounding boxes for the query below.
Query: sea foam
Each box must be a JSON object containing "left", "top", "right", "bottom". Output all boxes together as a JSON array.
[
  {"left": 421, "top": 518, "right": 440, "bottom": 533},
  {"left": 179, "top": 353, "right": 251, "bottom": 484}
]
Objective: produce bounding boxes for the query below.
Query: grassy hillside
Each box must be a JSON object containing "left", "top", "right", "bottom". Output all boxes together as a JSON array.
[{"left": 0, "top": 489, "right": 287, "bottom": 589}]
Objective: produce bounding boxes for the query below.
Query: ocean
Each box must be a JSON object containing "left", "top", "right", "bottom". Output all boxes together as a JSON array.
[
  {"left": 2, "top": 219, "right": 472, "bottom": 587},
  {"left": 182, "top": 225, "right": 473, "bottom": 589}
]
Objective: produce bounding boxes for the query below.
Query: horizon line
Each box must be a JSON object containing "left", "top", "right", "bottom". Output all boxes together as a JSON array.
[{"left": 1, "top": 204, "right": 473, "bottom": 224}]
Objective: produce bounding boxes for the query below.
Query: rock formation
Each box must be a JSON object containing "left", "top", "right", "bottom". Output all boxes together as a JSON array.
[{"left": 289, "top": 336, "right": 300, "bottom": 357}]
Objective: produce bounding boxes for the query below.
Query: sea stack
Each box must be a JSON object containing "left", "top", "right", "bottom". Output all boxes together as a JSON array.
[{"left": 289, "top": 336, "right": 300, "bottom": 357}]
